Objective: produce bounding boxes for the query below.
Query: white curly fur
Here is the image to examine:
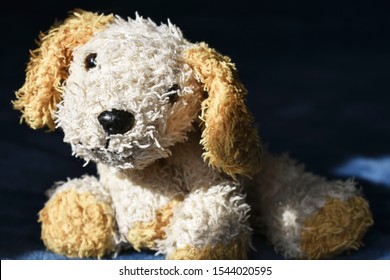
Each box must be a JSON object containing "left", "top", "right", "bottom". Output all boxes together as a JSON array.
[
  {"left": 37, "top": 14, "right": 368, "bottom": 259},
  {"left": 57, "top": 15, "right": 201, "bottom": 169},
  {"left": 54, "top": 15, "right": 253, "bottom": 255}
]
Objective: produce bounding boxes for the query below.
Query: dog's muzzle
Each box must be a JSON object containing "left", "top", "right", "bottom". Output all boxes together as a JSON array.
[{"left": 98, "top": 109, "right": 135, "bottom": 135}]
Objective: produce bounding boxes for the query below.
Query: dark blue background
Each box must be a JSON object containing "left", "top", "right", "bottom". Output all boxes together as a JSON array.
[{"left": 1, "top": 0, "right": 389, "bottom": 259}]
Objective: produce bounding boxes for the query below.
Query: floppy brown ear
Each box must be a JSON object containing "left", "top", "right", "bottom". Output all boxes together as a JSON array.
[
  {"left": 183, "top": 42, "right": 262, "bottom": 178},
  {"left": 13, "top": 10, "right": 114, "bottom": 130}
]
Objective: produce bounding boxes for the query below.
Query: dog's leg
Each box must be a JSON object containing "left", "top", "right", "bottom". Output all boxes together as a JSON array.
[
  {"left": 159, "top": 183, "right": 252, "bottom": 260},
  {"left": 39, "top": 176, "right": 117, "bottom": 258},
  {"left": 248, "top": 153, "right": 373, "bottom": 259}
]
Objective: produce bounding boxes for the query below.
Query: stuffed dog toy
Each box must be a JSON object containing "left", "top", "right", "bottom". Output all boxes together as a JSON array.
[{"left": 14, "top": 10, "right": 373, "bottom": 259}]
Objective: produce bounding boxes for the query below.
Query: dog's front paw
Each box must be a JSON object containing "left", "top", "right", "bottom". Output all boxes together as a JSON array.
[
  {"left": 39, "top": 187, "right": 116, "bottom": 258},
  {"left": 167, "top": 239, "right": 248, "bottom": 260},
  {"left": 300, "top": 196, "right": 373, "bottom": 259}
]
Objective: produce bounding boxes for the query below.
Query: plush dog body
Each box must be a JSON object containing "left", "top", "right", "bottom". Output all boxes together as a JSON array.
[{"left": 14, "top": 11, "right": 373, "bottom": 259}]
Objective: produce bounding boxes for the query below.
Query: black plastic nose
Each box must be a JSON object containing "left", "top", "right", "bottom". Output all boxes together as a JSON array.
[{"left": 98, "top": 109, "right": 135, "bottom": 135}]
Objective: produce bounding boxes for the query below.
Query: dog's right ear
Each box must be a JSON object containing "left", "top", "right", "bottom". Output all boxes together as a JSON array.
[
  {"left": 13, "top": 10, "right": 114, "bottom": 130},
  {"left": 184, "top": 43, "right": 262, "bottom": 179}
]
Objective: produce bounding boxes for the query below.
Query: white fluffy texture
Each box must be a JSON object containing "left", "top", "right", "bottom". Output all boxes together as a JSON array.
[
  {"left": 49, "top": 15, "right": 364, "bottom": 259},
  {"left": 247, "top": 152, "right": 360, "bottom": 259},
  {"left": 56, "top": 15, "right": 201, "bottom": 170},
  {"left": 53, "top": 15, "right": 252, "bottom": 257},
  {"left": 98, "top": 162, "right": 174, "bottom": 244},
  {"left": 159, "top": 183, "right": 251, "bottom": 256},
  {"left": 97, "top": 135, "right": 252, "bottom": 252},
  {"left": 49, "top": 176, "right": 112, "bottom": 204}
]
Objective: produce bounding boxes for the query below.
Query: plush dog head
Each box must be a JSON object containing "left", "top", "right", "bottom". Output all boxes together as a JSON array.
[{"left": 14, "top": 10, "right": 262, "bottom": 177}]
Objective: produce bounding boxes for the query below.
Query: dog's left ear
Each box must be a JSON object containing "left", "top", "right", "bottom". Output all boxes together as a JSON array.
[{"left": 184, "top": 43, "right": 262, "bottom": 178}]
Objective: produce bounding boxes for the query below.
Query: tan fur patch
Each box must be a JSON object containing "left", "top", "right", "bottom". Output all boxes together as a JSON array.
[
  {"left": 39, "top": 189, "right": 115, "bottom": 258},
  {"left": 168, "top": 238, "right": 248, "bottom": 260},
  {"left": 13, "top": 10, "right": 114, "bottom": 130},
  {"left": 127, "top": 196, "right": 183, "bottom": 251},
  {"left": 300, "top": 196, "right": 373, "bottom": 259},
  {"left": 183, "top": 43, "right": 262, "bottom": 178}
]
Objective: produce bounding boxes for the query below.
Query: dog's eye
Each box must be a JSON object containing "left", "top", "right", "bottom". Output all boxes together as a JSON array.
[
  {"left": 84, "top": 53, "right": 97, "bottom": 70},
  {"left": 166, "top": 84, "right": 180, "bottom": 104}
]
